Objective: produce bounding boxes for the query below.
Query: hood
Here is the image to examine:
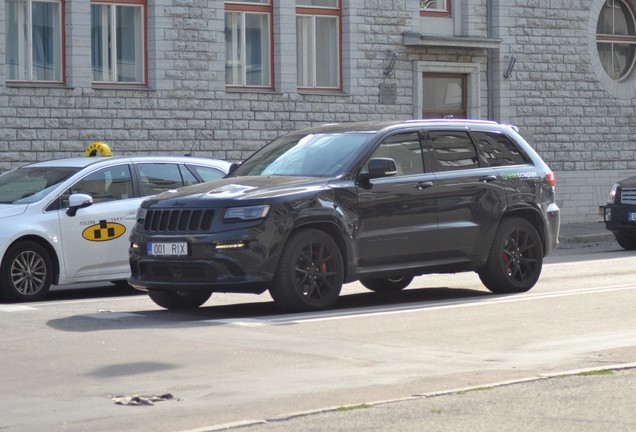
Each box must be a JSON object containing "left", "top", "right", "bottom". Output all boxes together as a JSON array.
[
  {"left": 147, "top": 176, "right": 331, "bottom": 205},
  {"left": 0, "top": 204, "right": 28, "bottom": 220},
  {"left": 618, "top": 176, "right": 636, "bottom": 188}
]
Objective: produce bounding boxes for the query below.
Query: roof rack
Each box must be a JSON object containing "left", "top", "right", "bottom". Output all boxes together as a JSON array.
[{"left": 404, "top": 118, "right": 499, "bottom": 125}]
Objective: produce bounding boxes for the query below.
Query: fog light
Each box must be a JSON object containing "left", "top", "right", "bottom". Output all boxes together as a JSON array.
[
  {"left": 215, "top": 241, "right": 247, "bottom": 250},
  {"left": 604, "top": 207, "right": 611, "bottom": 222}
]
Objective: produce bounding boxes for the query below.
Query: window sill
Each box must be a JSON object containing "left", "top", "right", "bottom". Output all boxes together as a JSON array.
[
  {"left": 5, "top": 81, "right": 69, "bottom": 89},
  {"left": 92, "top": 84, "right": 152, "bottom": 91}
]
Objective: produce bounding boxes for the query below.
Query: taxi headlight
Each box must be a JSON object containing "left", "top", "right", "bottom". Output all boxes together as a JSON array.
[{"left": 224, "top": 205, "right": 270, "bottom": 221}]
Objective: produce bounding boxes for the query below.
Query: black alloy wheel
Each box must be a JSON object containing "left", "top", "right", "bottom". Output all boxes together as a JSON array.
[
  {"left": 270, "top": 229, "right": 344, "bottom": 312},
  {"left": 479, "top": 217, "right": 543, "bottom": 294}
]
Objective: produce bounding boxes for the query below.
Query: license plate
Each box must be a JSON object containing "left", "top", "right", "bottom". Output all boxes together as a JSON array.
[
  {"left": 147, "top": 242, "right": 188, "bottom": 256},
  {"left": 630, "top": 213, "right": 636, "bottom": 222}
]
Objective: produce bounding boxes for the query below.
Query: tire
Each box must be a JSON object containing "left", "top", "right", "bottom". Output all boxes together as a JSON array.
[
  {"left": 111, "top": 280, "right": 133, "bottom": 289},
  {"left": 360, "top": 275, "right": 414, "bottom": 292},
  {"left": 614, "top": 233, "right": 636, "bottom": 250},
  {"left": 148, "top": 289, "right": 212, "bottom": 309},
  {"left": 0, "top": 241, "right": 53, "bottom": 302},
  {"left": 270, "top": 229, "right": 344, "bottom": 312},
  {"left": 478, "top": 218, "right": 543, "bottom": 294}
]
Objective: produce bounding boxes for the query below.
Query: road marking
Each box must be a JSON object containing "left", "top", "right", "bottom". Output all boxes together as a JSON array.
[
  {"left": 0, "top": 304, "right": 37, "bottom": 312},
  {"left": 210, "top": 283, "right": 636, "bottom": 327}
]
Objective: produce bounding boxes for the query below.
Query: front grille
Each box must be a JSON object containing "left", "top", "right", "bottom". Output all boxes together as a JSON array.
[
  {"left": 143, "top": 209, "right": 214, "bottom": 233},
  {"left": 621, "top": 188, "right": 636, "bottom": 205},
  {"left": 143, "top": 263, "right": 208, "bottom": 281}
]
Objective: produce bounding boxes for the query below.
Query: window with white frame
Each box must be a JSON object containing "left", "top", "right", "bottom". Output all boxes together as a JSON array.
[
  {"left": 91, "top": 0, "right": 145, "bottom": 84},
  {"left": 296, "top": 0, "right": 340, "bottom": 90},
  {"left": 420, "top": 0, "right": 450, "bottom": 16},
  {"left": 225, "top": 0, "right": 272, "bottom": 88},
  {"left": 5, "top": 0, "right": 63, "bottom": 82}
]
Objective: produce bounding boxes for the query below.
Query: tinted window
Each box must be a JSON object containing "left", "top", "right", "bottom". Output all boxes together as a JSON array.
[
  {"left": 231, "top": 132, "right": 373, "bottom": 177},
  {"left": 63, "top": 165, "right": 133, "bottom": 207},
  {"left": 368, "top": 132, "right": 424, "bottom": 176},
  {"left": 0, "top": 166, "right": 79, "bottom": 204},
  {"left": 429, "top": 131, "right": 479, "bottom": 171},
  {"left": 137, "top": 163, "right": 184, "bottom": 196},
  {"left": 186, "top": 165, "right": 226, "bottom": 182},
  {"left": 472, "top": 131, "right": 529, "bottom": 166}
]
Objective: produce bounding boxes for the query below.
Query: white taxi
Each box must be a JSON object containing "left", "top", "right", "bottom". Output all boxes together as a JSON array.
[{"left": 0, "top": 145, "right": 232, "bottom": 302}]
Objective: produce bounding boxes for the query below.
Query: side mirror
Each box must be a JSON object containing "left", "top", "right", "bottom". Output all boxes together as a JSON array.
[
  {"left": 368, "top": 158, "right": 398, "bottom": 178},
  {"left": 66, "top": 193, "right": 93, "bottom": 217},
  {"left": 228, "top": 162, "right": 240, "bottom": 174},
  {"left": 357, "top": 158, "right": 398, "bottom": 188}
]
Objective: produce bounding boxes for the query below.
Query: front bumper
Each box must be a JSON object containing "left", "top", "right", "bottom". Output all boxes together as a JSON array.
[
  {"left": 603, "top": 204, "right": 636, "bottom": 234},
  {"left": 128, "top": 229, "right": 283, "bottom": 294}
]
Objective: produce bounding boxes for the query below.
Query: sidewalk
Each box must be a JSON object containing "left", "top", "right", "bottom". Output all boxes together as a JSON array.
[
  {"left": 558, "top": 221, "right": 613, "bottom": 243},
  {"left": 226, "top": 365, "right": 636, "bottom": 432}
]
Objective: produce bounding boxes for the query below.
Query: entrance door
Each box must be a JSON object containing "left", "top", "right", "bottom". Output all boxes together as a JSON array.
[{"left": 422, "top": 73, "right": 467, "bottom": 119}]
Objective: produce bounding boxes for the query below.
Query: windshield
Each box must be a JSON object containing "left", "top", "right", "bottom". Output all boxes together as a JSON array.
[
  {"left": 231, "top": 132, "right": 373, "bottom": 177},
  {"left": 0, "top": 166, "right": 81, "bottom": 204}
]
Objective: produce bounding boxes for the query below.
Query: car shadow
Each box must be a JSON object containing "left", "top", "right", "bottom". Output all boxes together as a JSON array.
[
  {"left": 47, "top": 283, "right": 143, "bottom": 301},
  {"left": 46, "top": 286, "right": 495, "bottom": 333}
]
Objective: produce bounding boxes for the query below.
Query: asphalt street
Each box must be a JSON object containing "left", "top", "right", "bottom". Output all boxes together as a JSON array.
[{"left": 212, "top": 222, "right": 636, "bottom": 432}]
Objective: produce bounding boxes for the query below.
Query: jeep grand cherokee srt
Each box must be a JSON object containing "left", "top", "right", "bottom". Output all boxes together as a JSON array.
[{"left": 129, "top": 120, "right": 560, "bottom": 312}]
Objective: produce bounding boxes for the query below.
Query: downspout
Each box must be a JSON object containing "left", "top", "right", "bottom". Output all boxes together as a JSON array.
[{"left": 486, "top": 0, "right": 495, "bottom": 120}]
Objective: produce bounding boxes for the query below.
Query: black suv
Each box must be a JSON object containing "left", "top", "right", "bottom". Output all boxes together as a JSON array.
[
  {"left": 129, "top": 120, "right": 560, "bottom": 312},
  {"left": 603, "top": 177, "right": 636, "bottom": 249}
]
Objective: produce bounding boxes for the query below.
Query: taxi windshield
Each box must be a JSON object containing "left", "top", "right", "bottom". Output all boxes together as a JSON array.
[
  {"left": 0, "top": 166, "right": 81, "bottom": 204},
  {"left": 230, "top": 132, "right": 373, "bottom": 177}
]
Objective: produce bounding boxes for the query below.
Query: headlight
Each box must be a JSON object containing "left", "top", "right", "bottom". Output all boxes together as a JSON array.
[
  {"left": 607, "top": 184, "right": 619, "bottom": 204},
  {"left": 224, "top": 205, "right": 270, "bottom": 221},
  {"left": 136, "top": 207, "right": 147, "bottom": 223}
]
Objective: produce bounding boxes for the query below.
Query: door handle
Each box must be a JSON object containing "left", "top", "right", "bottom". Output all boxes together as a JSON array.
[
  {"left": 415, "top": 181, "right": 434, "bottom": 190},
  {"left": 480, "top": 175, "right": 498, "bottom": 183}
]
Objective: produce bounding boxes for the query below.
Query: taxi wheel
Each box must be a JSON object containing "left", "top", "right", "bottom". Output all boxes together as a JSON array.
[
  {"left": 0, "top": 241, "right": 53, "bottom": 302},
  {"left": 270, "top": 229, "right": 343, "bottom": 312},
  {"left": 148, "top": 289, "right": 212, "bottom": 309},
  {"left": 360, "top": 275, "right": 414, "bottom": 292},
  {"left": 478, "top": 217, "right": 543, "bottom": 294}
]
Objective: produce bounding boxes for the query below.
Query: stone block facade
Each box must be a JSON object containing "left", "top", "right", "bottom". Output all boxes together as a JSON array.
[{"left": 1, "top": 0, "right": 635, "bottom": 223}]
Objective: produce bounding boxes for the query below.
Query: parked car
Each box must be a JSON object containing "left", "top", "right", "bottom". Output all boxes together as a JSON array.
[
  {"left": 0, "top": 150, "right": 232, "bottom": 302},
  {"left": 603, "top": 176, "right": 636, "bottom": 249},
  {"left": 129, "top": 119, "right": 560, "bottom": 312}
]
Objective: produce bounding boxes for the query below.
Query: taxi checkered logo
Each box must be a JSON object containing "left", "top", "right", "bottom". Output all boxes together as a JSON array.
[{"left": 82, "top": 220, "right": 126, "bottom": 242}]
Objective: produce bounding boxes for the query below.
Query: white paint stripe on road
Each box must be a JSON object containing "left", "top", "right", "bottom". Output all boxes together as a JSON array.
[
  {"left": 211, "top": 283, "right": 636, "bottom": 327},
  {"left": 0, "top": 304, "right": 37, "bottom": 312}
]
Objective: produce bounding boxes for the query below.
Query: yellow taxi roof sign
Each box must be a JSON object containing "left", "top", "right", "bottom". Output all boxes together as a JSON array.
[{"left": 86, "top": 141, "right": 113, "bottom": 157}]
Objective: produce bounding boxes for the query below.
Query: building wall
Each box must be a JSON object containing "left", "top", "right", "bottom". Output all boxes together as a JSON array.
[
  {"left": 1, "top": 0, "right": 634, "bottom": 223},
  {"left": 494, "top": 0, "right": 636, "bottom": 222}
]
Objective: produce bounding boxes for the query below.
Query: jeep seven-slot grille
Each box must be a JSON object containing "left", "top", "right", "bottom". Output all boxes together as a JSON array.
[
  {"left": 621, "top": 188, "right": 636, "bottom": 205},
  {"left": 143, "top": 209, "right": 214, "bottom": 232}
]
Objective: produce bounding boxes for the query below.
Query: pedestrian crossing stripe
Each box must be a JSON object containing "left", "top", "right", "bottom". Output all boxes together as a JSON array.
[{"left": 82, "top": 220, "right": 126, "bottom": 242}]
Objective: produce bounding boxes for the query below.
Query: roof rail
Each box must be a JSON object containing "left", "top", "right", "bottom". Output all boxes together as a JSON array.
[{"left": 404, "top": 118, "right": 499, "bottom": 125}]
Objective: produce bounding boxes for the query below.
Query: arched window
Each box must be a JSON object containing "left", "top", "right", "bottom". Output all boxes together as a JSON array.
[{"left": 596, "top": 0, "right": 636, "bottom": 80}]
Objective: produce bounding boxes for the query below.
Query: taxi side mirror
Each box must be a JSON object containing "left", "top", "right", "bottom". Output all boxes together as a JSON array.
[{"left": 66, "top": 193, "right": 93, "bottom": 217}]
